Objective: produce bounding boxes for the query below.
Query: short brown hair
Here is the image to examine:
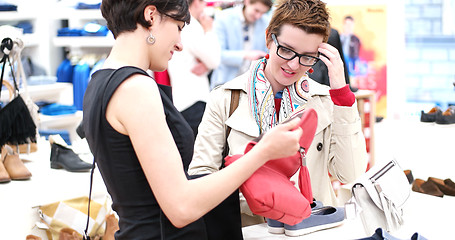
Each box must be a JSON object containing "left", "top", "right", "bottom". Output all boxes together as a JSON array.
[{"left": 265, "top": 0, "right": 330, "bottom": 45}]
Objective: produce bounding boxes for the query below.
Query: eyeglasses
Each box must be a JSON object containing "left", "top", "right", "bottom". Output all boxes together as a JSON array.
[{"left": 271, "top": 33, "right": 321, "bottom": 67}]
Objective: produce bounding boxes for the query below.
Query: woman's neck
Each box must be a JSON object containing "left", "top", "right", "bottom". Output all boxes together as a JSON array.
[{"left": 104, "top": 31, "right": 150, "bottom": 71}]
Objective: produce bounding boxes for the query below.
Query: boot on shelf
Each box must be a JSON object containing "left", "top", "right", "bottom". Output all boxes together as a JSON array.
[
  {"left": 49, "top": 135, "right": 93, "bottom": 172},
  {"left": 1, "top": 145, "right": 32, "bottom": 180},
  {"left": 0, "top": 147, "right": 11, "bottom": 183}
]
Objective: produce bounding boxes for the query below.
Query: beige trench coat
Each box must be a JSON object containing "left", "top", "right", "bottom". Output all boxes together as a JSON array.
[{"left": 189, "top": 70, "right": 368, "bottom": 214}]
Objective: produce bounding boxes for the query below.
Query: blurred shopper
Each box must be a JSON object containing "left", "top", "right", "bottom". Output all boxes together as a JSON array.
[
  {"left": 168, "top": 0, "right": 220, "bottom": 137},
  {"left": 210, "top": 0, "right": 273, "bottom": 89}
]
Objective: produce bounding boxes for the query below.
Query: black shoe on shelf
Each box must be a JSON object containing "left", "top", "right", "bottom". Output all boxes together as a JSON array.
[
  {"left": 420, "top": 106, "right": 442, "bottom": 122},
  {"left": 435, "top": 106, "right": 455, "bottom": 124},
  {"left": 50, "top": 143, "right": 93, "bottom": 172}
]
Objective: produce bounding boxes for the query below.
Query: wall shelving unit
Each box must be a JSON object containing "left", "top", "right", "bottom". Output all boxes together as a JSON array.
[{"left": 1, "top": 3, "right": 112, "bottom": 143}]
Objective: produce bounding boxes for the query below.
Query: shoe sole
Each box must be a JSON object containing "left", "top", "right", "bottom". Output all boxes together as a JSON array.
[
  {"left": 267, "top": 226, "right": 285, "bottom": 234},
  {"left": 284, "top": 219, "right": 345, "bottom": 237},
  {"left": 10, "top": 176, "right": 31, "bottom": 180},
  {"left": 0, "top": 178, "right": 11, "bottom": 183},
  {"left": 51, "top": 162, "right": 92, "bottom": 172}
]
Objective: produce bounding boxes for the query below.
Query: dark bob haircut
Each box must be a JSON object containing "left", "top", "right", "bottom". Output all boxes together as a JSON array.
[{"left": 101, "top": 0, "right": 191, "bottom": 38}]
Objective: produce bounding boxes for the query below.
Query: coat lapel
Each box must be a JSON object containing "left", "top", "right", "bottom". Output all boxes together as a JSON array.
[
  {"left": 222, "top": 74, "right": 333, "bottom": 138},
  {"left": 306, "top": 79, "right": 331, "bottom": 135},
  {"left": 223, "top": 73, "right": 261, "bottom": 138}
]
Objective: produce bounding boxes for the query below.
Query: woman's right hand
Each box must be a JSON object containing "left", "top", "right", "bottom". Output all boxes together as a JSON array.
[{"left": 254, "top": 118, "right": 303, "bottom": 162}]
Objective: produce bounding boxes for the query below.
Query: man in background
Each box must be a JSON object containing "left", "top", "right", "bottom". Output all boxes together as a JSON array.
[{"left": 210, "top": 0, "right": 272, "bottom": 89}]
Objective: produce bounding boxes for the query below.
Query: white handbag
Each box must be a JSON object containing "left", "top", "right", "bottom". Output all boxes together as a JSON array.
[{"left": 348, "top": 159, "right": 410, "bottom": 236}]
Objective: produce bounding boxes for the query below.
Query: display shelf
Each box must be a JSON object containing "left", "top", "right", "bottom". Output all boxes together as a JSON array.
[
  {"left": 51, "top": 8, "right": 103, "bottom": 20},
  {"left": 26, "top": 82, "right": 73, "bottom": 103},
  {"left": 0, "top": 11, "right": 38, "bottom": 47},
  {"left": 50, "top": 8, "right": 112, "bottom": 49},
  {"left": 0, "top": 10, "right": 37, "bottom": 21},
  {"left": 0, "top": 7, "right": 58, "bottom": 76},
  {"left": 53, "top": 36, "right": 114, "bottom": 48},
  {"left": 39, "top": 111, "right": 82, "bottom": 130},
  {"left": 1, "top": 82, "right": 72, "bottom": 103},
  {"left": 38, "top": 110, "right": 83, "bottom": 145}
]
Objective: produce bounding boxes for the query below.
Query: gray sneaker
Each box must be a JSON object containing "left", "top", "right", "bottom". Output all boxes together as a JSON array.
[
  {"left": 266, "top": 200, "right": 324, "bottom": 234},
  {"left": 284, "top": 206, "right": 345, "bottom": 237}
]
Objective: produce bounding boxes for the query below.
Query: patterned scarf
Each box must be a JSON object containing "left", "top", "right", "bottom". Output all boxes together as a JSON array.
[{"left": 247, "top": 58, "right": 311, "bottom": 134}]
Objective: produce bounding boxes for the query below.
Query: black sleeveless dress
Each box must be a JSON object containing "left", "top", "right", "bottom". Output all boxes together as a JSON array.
[{"left": 82, "top": 66, "right": 207, "bottom": 239}]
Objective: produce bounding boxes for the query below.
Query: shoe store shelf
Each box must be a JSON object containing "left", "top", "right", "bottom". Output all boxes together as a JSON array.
[
  {"left": 39, "top": 110, "right": 83, "bottom": 144},
  {"left": 1, "top": 82, "right": 72, "bottom": 103},
  {"left": 0, "top": 6, "right": 60, "bottom": 77},
  {"left": 0, "top": 11, "right": 38, "bottom": 47},
  {"left": 53, "top": 36, "right": 114, "bottom": 48},
  {"left": 39, "top": 110, "right": 83, "bottom": 130},
  {"left": 51, "top": 9, "right": 103, "bottom": 20},
  {"left": 30, "top": 82, "right": 72, "bottom": 103},
  {"left": 0, "top": 10, "right": 37, "bottom": 21},
  {"left": 51, "top": 7, "right": 112, "bottom": 51}
]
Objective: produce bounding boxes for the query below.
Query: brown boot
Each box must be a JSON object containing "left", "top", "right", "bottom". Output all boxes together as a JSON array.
[
  {"left": 103, "top": 214, "right": 119, "bottom": 240},
  {"left": 2, "top": 145, "right": 31, "bottom": 180},
  {"left": 412, "top": 178, "right": 444, "bottom": 197},
  {"left": 445, "top": 178, "right": 455, "bottom": 189},
  {"left": 428, "top": 177, "right": 455, "bottom": 196},
  {"left": 0, "top": 147, "right": 11, "bottom": 183}
]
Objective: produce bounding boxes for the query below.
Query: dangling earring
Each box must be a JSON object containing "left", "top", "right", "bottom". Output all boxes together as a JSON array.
[
  {"left": 146, "top": 32, "right": 156, "bottom": 45},
  {"left": 265, "top": 54, "right": 269, "bottom": 59},
  {"left": 308, "top": 68, "right": 314, "bottom": 74}
]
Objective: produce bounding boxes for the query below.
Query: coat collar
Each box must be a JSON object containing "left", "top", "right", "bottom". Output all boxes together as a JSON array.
[
  {"left": 222, "top": 71, "right": 332, "bottom": 137},
  {"left": 222, "top": 65, "right": 331, "bottom": 97}
]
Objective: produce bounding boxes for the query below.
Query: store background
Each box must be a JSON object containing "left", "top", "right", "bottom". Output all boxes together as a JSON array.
[
  {"left": 3, "top": 0, "right": 453, "bottom": 121},
  {"left": 326, "top": 0, "right": 455, "bottom": 120},
  {"left": 327, "top": 3, "right": 388, "bottom": 118},
  {"left": 1, "top": 0, "right": 455, "bottom": 239},
  {"left": 402, "top": 0, "right": 455, "bottom": 119}
]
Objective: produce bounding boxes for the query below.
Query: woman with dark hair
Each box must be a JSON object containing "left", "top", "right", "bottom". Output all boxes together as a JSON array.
[{"left": 82, "top": 0, "right": 303, "bottom": 239}]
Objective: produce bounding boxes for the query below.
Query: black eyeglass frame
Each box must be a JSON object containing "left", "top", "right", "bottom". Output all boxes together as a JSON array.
[{"left": 271, "top": 33, "right": 321, "bottom": 67}]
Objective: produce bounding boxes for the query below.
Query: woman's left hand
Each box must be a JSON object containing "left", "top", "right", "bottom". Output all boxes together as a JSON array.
[{"left": 317, "top": 43, "right": 346, "bottom": 90}]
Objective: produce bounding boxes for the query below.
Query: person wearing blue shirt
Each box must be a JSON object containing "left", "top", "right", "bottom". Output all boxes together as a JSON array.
[{"left": 210, "top": 0, "right": 273, "bottom": 89}]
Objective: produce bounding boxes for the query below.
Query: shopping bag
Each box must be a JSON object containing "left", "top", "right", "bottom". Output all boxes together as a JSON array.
[{"left": 36, "top": 195, "right": 110, "bottom": 240}]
